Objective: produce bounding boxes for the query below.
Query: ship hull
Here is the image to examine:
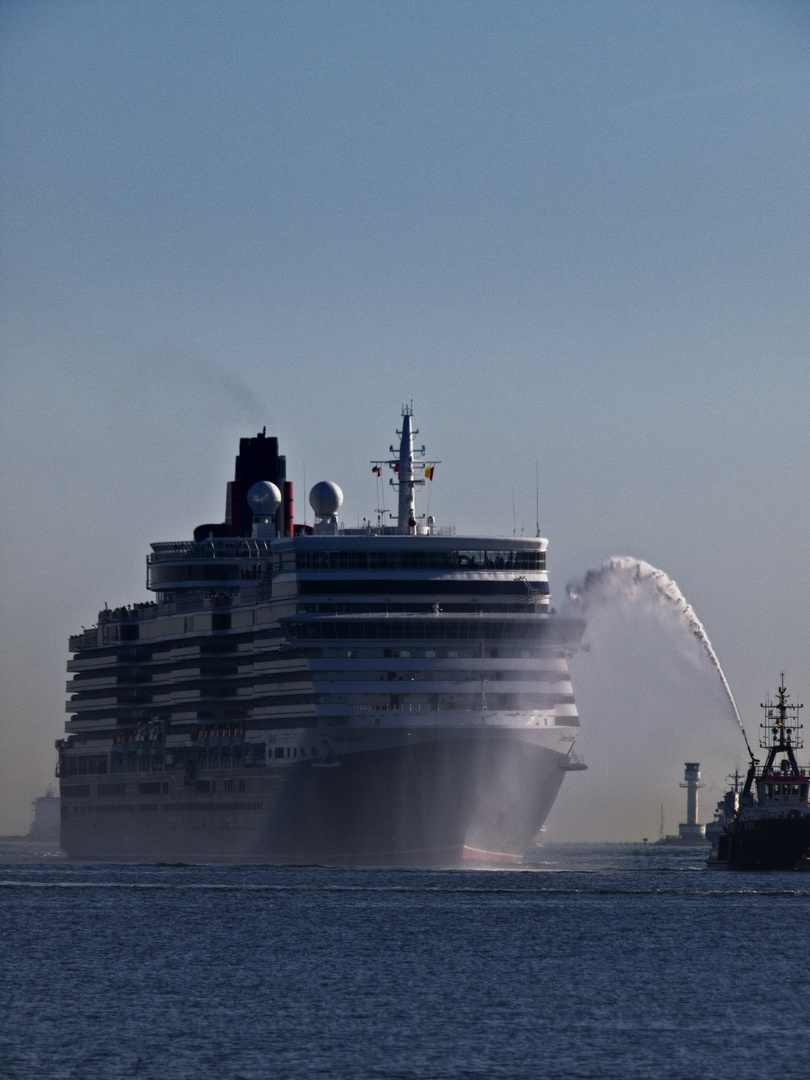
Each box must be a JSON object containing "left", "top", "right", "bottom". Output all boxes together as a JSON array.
[
  {"left": 60, "top": 731, "right": 570, "bottom": 866},
  {"left": 712, "top": 818, "right": 810, "bottom": 871}
]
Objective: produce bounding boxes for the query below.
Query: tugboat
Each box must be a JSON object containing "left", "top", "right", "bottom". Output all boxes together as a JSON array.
[{"left": 709, "top": 676, "right": 810, "bottom": 870}]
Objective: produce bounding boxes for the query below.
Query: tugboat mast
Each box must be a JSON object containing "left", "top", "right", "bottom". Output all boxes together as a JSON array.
[
  {"left": 760, "top": 674, "right": 804, "bottom": 775},
  {"left": 742, "top": 674, "right": 804, "bottom": 798}
]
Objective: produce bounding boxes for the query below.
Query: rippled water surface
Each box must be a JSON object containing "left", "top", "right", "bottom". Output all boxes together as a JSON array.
[{"left": 3, "top": 845, "right": 810, "bottom": 1079}]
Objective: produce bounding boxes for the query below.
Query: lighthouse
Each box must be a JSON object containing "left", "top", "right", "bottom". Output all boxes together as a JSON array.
[{"left": 678, "top": 762, "right": 706, "bottom": 842}]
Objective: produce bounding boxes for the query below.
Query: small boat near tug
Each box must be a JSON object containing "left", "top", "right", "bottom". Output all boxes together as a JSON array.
[{"left": 709, "top": 676, "right": 810, "bottom": 870}]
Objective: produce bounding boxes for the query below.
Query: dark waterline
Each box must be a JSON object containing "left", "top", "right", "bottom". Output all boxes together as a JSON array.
[{"left": 3, "top": 847, "right": 809, "bottom": 1079}]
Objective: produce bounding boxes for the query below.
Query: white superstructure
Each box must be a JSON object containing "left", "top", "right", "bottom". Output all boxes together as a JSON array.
[{"left": 59, "top": 410, "right": 585, "bottom": 864}]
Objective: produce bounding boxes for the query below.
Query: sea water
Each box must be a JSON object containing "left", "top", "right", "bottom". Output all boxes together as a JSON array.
[{"left": 2, "top": 846, "right": 809, "bottom": 1080}]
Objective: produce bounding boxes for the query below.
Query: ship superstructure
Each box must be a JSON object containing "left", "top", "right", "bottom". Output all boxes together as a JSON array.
[{"left": 58, "top": 408, "right": 585, "bottom": 864}]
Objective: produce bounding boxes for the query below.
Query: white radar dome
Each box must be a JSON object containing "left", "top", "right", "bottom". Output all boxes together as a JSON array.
[
  {"left": 309, "top": 481, "right": 344, "bottom": 518},
  {"left": 247, "top": 481, "right": 282, "bottom": 515}
]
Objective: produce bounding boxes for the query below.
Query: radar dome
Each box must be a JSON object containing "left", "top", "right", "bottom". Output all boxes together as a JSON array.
[
  {"left": 247, "top": 481, "right": 282, "bottom": 515},
  {"left": 309, "top": 481, "right": 344, "bottom": 518}
]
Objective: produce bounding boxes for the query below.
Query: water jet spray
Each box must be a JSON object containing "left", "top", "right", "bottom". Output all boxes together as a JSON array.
[{"left": 567, "top": 556, "right": 754, "bottom": 758}]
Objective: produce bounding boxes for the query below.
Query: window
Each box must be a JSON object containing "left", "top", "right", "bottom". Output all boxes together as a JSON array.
[
  {"left": 61, "top": 785, "right": 91, "bottom": 798},
  {"left": 98, "top": 783, "right": 126, "bottom": 797}
]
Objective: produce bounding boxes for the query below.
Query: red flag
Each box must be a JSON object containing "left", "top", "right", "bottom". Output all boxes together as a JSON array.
[{"left": 424, "top": 466, "right": 434, "bottom": 481}]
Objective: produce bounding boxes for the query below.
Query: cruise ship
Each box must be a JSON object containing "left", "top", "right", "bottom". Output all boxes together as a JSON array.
[{"left": 58, "top": 408, "right": 585, "bottom": 864}]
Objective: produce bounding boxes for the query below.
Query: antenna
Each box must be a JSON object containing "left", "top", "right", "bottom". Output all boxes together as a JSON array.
[{"left": 535, "top": 461, "right": 540, "bottom": 537}]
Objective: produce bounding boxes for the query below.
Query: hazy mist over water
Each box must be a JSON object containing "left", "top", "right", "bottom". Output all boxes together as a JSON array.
[
  {"left": 568, "top": 557, "right": 746, "bottom": 736},
  {"left": 2, "top": 2, "right": 809, "bottom": 835},
  {"left": 544, "top": 558, "right": 748, "bottom": 843}
]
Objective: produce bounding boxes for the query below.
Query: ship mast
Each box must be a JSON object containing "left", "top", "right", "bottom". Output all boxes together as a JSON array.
[
  {"left": 394, "top": 405, "right": 420, "bottom": 533},
  {"left": 371, "top": 405, "right": 439, "bottom": 535}
]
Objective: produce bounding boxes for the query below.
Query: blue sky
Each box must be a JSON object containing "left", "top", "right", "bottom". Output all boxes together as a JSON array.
[{"left": 1, "top": 0, "right": 808, "bottom": 837}]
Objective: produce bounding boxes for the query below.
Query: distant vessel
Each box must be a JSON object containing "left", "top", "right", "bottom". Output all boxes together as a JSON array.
[
  {"left": 704, "top": 769, "right": 743, "bottom": 847},
  {"left": 709, "top": 677, "right": 810, "bottom": 870},
  {"left": 27, "top": 788, "right": 60, "bottom": 842},
  {"left": 58, "top": 408, "right": 586, "bottom": 865}
]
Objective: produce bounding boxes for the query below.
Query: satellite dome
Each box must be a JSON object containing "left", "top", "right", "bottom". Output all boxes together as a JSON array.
[
  {"left": 247, "top": 481, "right": 282, "bottom": 516},
  {"left": 309, "top": 481, "right": 344, "bottom": 518}
]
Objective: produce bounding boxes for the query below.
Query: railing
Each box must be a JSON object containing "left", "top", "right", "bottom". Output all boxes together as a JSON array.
[
  {"left": 69, "top": 631, "right": 98, "bottom": 651},
  {"left": 98, "top": 603, "right": 159, "bottom": 625},
  {"left": 149, "top": 539, "right": 273, "bottom": 562}
]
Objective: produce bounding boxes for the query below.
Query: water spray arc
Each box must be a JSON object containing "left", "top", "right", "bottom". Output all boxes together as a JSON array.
[{"left": 567, "top": 556, "right": 753, "bottom": 757}]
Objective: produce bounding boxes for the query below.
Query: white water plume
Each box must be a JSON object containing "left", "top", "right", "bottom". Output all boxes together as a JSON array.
[{"left": 567, "top": 556, "right": 751, "bottom": 754}]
